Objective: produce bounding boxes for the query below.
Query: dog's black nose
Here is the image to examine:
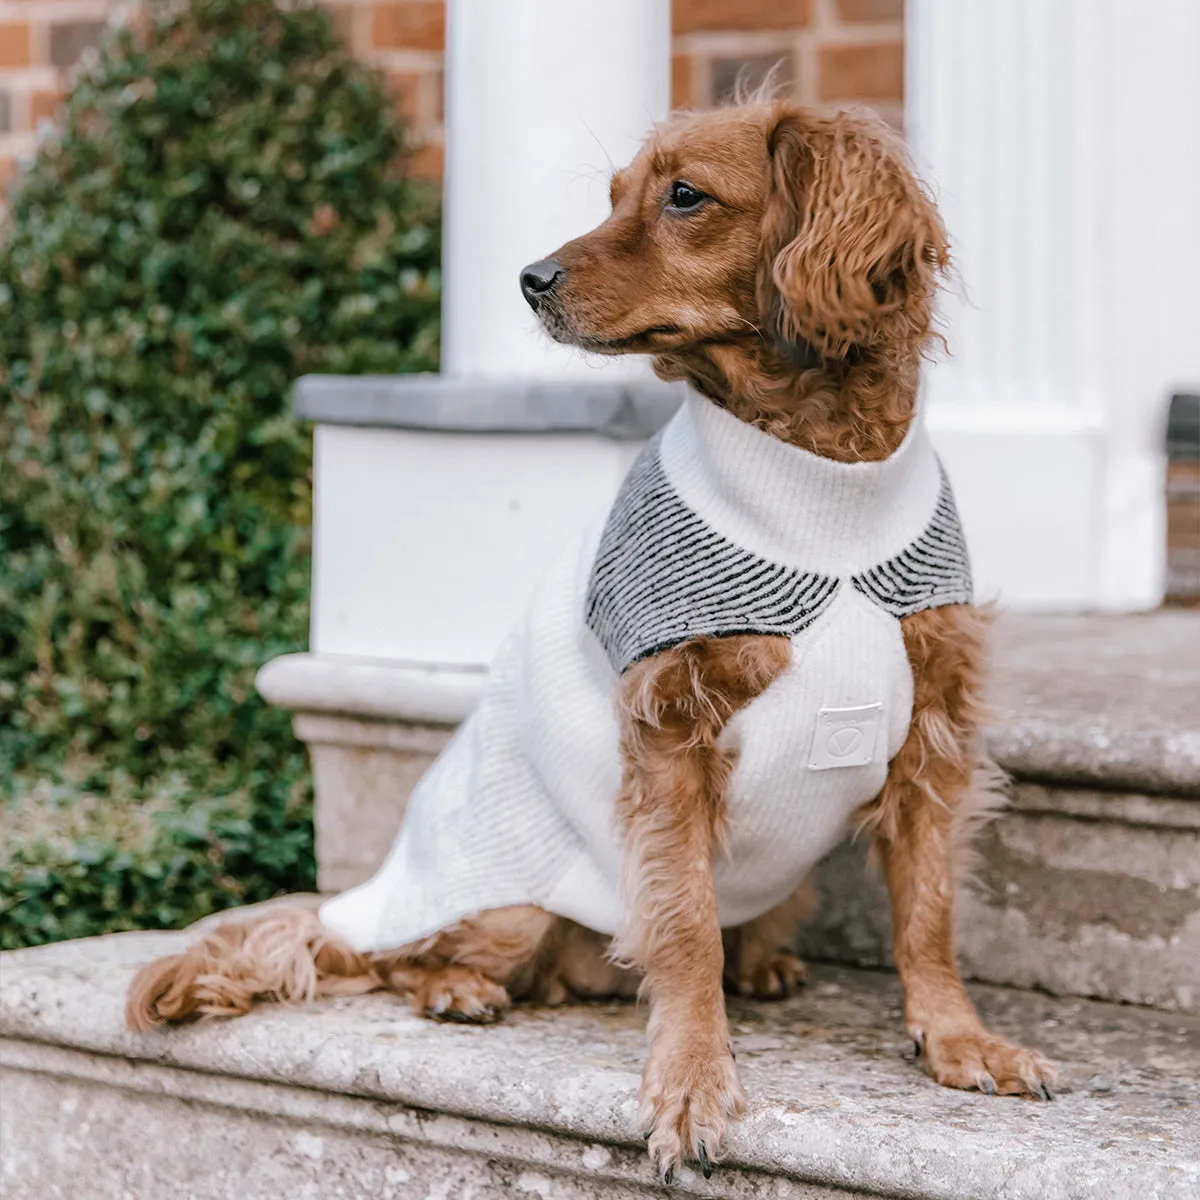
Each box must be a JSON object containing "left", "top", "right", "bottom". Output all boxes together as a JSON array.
[{"left": 520, "top": 258, "right": 565, "bottom": 310}]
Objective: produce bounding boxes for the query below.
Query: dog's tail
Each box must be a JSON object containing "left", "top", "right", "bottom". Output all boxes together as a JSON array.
[{"left": 125, "top": 905, "right": 382, "bottom": 1032}]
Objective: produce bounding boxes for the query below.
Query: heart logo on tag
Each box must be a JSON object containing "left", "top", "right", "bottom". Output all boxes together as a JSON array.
[
  {"left": 827, "top": 727, "right": 864, "bottom": 757},
  {"left": 809, "top": 703, "right": 883, "bottom": 771}
]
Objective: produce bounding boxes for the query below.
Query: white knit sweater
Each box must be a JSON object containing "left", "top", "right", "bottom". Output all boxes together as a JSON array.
[{"left": 320, "top": 395, "right": 972, "bottom": 952}]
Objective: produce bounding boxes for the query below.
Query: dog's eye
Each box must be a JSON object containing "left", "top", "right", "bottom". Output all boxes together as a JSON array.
[{"left": 667, "top": 181, "right": 708, "bottom": 212}]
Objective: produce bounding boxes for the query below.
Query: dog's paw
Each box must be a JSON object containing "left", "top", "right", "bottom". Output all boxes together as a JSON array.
[
  {"left": 639, "top": 1037, "right": 745, "bottom": 1184},
  {"left": 408, "top": 965, "right": 511, "bottom": 1024},
  {"left": 913, "top": 1024, "right": 1055, "bottom": 1099},
  {"left": 729, "top": 952, "right": 806, "bottom": 1000}
]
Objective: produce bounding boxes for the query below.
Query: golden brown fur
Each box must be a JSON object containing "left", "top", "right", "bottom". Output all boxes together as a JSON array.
[
  {"left": 537, "top": 103, "right": 948, "bottom": 465},
  {"left": 612, "top": 635, "right": 792, "bottom": 1172},
  {"left": 126, "top": 101, "right": 1051, "bottom": 1184}
]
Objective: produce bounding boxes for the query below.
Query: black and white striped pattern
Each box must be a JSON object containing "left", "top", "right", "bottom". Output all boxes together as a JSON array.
[
  {"left": 850, "top": 466, "right": 973, "bottom": 616},
  {"left": 586, "top": 436, "right": 840, "bottom": 671},
  {"left": 585, "top": 440, "right": 973, "bottom": 673}
]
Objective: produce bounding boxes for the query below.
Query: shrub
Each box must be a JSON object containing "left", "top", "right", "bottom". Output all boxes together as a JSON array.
[
  {"left": 0, "top": 0, "right": 441, "bottom": 947},
  {"left": 1, "top": 770, "right": 313, "bottom": 950}
]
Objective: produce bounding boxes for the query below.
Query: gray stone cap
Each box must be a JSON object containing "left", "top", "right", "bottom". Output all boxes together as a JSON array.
[
  {"left": 4, "top": 931, "right": 1200, "bottom": 1199},
  {"left": 293, "top": 373, "right": 685, "bottom": 439},
  {"left": 1167, "top": 393, "right": 1199, "bottom": 460},
  {"left": 256, "top": 654, "right": 485, "bottom": 727}
]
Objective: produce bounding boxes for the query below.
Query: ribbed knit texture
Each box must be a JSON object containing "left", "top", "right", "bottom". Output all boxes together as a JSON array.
[
  {"left": 320, "top": 395, "right": 972, "bottom": 953},
  {"left": 852, "top": 466, "right": 972, "bottom": 616},
  {"left": 587, "top": 439, "right": 841, "bottom": 669}
]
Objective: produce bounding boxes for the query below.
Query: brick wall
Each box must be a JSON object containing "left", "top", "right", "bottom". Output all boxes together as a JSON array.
[
  {"left": 0, "top": 0, "right": 128, "bottom": 190},
  {"left": 672, "top": 0, "right": 903, "bottom": 126},
  {"left": 0, "top": 0, "right": 904, "bottom": 190}
]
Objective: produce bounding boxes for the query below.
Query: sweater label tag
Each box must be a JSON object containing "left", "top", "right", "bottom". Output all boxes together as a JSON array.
[{"left": 808, "top": 704, "right": 883, "bottom": 770}]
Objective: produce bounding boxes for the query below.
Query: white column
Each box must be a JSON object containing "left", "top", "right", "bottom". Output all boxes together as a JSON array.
[
  {"left": 307, "top": 2, "right": 671, "bottom": 669},
  {"left": 908, "top": 0, "right": 1200, "bottom": 611},
  {"left": 442, "top": 0, "right": 671, "bottom": 380}
]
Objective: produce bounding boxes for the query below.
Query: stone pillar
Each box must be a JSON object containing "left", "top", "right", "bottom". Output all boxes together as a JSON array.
[
  {"left": 909, "top": 0, "right": 1200, "bottom": 610},
  {"left": 442, "top": 0, "right": 670, "bottom": 380}
]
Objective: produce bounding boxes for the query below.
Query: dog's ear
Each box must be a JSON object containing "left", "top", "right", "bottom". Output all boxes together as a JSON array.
[{"left": 758, "top": 109, "right": 949, "bottom": 361}]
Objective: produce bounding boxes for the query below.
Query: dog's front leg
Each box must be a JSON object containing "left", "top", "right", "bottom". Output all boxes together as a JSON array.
[
  {"left": 870, "top": 606, "right": 1054, "bottom": 1098},
  {"left": 614, "top": 635, "right": 789, "bottom": 1183}
]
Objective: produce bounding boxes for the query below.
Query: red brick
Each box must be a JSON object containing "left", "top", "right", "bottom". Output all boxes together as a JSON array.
[
  {"left": 406, "top": 139, "right": 443, "bottom": 181},
  {"left": 836, "top": 0, "right": 904, "bottom": 21},
  {"left": 711, "top": 53, "right": 792, "bottom": 106},
  {"left": 671, "top": 54, "right": 694, "bottom": 109},
  {"left": 875, "top": 102, "right": 905, "bottom": 132},
  {"left": 1167, "top": 462, "right": 1200, "bottom": 554},
  {"left": 817, "top": 40, "right": 904, "bottom": 102},
  {"left": 327, "top": 4, "right": 360, "bottom": 51},
  {"left": 49, "top": 20, "right": 105, "bottom": 68},
  {"left": 431, "top": 69, "right": 444, "bottom": 121},
  {"left": 30, "top": 90, "right": 66, "bottom": 125},
  {"left": 0, "top": 22, "right": 32, "bottom": 68},
  {"left": 387, "top": 69, "right": 424, "bottom": 124},
  {"left": 371, "top": 2, "right": 444, "bottom": 52},
  {"left": 673, "top": 0, "right": 810, "bottom": 34}
]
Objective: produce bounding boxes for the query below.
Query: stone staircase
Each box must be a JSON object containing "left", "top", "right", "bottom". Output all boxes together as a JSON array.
[
  {"left": 2, "top": 611, "right": 1198, "bottom": 1199},
  {"left": 4, "top": 934, "right": 1199, "bottom": 1200},
  {"left": 802, "top": 612, "right": 1200, "bottom": 1012}
]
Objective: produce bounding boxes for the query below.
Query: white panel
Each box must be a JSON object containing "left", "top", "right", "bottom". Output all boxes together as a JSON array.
[
  {"left": 928, "top": 406, "right": 1102, "bottom": 610},
  {"left": 311, "top": 409, "right": 1112, "bottom": 678},
  {"left": 311, "top": 426, "right": 634, "bottom": 666}
]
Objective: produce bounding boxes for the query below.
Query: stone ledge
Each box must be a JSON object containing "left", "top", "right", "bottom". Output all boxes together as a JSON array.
[
  {"left": 293, "top": 373, "right": 686, "bottom": 439},
  {"left": 256, "top": 654, "right": 482, "bottom": 726},
  {"left": 2, "top": 1042, "right": 858, "bottom": 1200},
  {"left": 3, "top": 932, "right": 1199, "bottom": 1199},
  {"left": 797, "top": 799, "right": 1200, "bottom": 1012},
  {"left": 259, "top": 611, "right": 1200, "bottom": 799},
  {"left": 253, "top": 614, "right": 1200, "bottom": 1008},
  {"left": 1007, "top": 783, "right": 1200, "bottom": 830},
  {"left": 988, "top": 612, "right": 1200, "bottom": 797}
]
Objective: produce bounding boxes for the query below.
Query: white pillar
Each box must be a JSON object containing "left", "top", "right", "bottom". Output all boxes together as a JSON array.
[
  {"left": 908, "top": 0, "right": 1200, "bottom": 611},
  {"left": 442, "top": 0, "right": 671, "bottom": 380}
]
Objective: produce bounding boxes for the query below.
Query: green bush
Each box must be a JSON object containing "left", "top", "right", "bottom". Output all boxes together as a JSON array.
[
  {"left": 1, "top": 770, "right": 314, "bottom": 950},
  {"left": 0, "top": 0, "right": 441, "bottom": 948}
]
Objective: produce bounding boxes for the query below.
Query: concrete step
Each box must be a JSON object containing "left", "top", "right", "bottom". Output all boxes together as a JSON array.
[
  {"left": 270, "top": 611, "right": 1200, "bottom": 1011},
  {"left": 986, "top": 612, "right": 1200, "bottom": 797},
  {"left": 951, "top": 612, "right": 1199, "bottom": 1011},
  {"left": 3, "top": 931, "right": 1198, "bottom": 1200},
  {"left": 800, "top": 612, "right": 1200, "bottom": 1012}
]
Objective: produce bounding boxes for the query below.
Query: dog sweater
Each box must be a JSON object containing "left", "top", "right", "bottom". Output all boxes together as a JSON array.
[{"left": 320, "top": 394, "right": 972, "bottom": 952}]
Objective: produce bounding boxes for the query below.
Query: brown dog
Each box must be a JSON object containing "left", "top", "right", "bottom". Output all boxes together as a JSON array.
[{"left": 128, "top": 101, "right": 1052, "bottom": 1184}]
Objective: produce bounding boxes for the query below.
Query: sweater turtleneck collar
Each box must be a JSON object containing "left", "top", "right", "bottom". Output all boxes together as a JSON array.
[{"left": 657, "top": 393, "right": 943, "bottom": 577}]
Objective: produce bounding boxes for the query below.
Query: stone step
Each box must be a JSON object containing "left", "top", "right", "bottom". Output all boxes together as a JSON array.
[
  {"left": 946, "top": 612, "right": 1200, "bottom": 1011},
  {"left": 264, "top": 611, "right": 1200, "bottom": 1012},
  {"left": 986, "top": 612, "right": 1200, "bottom": 798},
  {"left": 799, "top": 612, "right": 1200, "bottom": 1012},
  {"left": 3, "top": 931, "right": 1198, "bottom": 1199}
]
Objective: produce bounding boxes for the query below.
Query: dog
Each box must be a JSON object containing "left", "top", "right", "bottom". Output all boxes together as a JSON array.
[{"left": 127, "top": 100, "right": 1053, "bottom": 1185}]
